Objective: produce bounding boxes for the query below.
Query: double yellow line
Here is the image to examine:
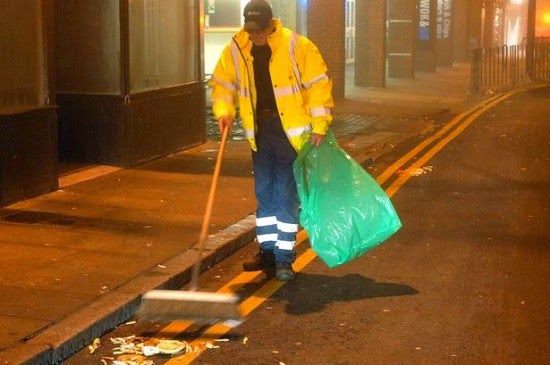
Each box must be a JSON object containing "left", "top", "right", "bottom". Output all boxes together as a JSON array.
[
  {"left": 160, "top": 230, "right": 313, "bottom": 364},
  {"left": 379, "top": 90, "right": 519, "bottom": 197},
  {"left": 164, "top": 90, "right": 520, "bottom": 364}
]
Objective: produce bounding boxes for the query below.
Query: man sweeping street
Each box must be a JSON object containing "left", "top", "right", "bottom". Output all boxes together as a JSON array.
[{"left": 209, "top": 0, "right": 334, "bottom": 281}]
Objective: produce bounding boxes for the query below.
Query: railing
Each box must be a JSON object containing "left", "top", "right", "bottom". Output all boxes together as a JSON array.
[
  {"left": 533, "top": 39, "right": 550, "bottom": 81},
  {"left": 471, "top": 38, "right": 550, "bottom": 93}
]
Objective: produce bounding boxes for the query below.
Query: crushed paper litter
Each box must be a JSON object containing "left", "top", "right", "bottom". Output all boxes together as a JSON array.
[
  {"left": 107, "top": 335, "right": 198, "bottom": 360},
  {"left": 103, "top": 332, "right": 267, "bottom": 363},
  {"left": 397, "top": 165, "right": 433, "bottom": 176}
]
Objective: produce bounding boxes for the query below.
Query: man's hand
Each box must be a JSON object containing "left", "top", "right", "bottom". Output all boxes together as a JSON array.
[
  {"left": 218, "top": 115, "right": 234, "bottom": 134},
  {"left": 310, "top": 133, "right": 325, "bottom": 147}
]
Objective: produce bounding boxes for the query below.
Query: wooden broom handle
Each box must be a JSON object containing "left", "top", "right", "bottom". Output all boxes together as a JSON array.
[{"left": 190, "top": 125, "right": 230, "bottom": 291}]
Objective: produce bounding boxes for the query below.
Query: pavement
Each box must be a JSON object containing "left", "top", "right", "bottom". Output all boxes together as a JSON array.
[{"left": 0, "top": 63, "right": 476, "bottom": 364}]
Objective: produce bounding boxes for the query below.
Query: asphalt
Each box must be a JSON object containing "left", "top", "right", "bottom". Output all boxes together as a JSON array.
[{"left": 0, "top": 63, "right": 476, "bottom": 364}]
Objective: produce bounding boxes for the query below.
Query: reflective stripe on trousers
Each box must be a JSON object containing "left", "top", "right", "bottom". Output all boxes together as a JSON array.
[{"left": 253, "top": 115, "right": 299, "bottom": 264}]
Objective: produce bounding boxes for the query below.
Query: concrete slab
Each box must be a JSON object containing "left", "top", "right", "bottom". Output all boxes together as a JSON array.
[{"left": 0, "top": 317, "right": 49, "bottom": 349}]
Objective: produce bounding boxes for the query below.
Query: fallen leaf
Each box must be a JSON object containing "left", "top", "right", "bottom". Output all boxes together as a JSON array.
[
  {"left": 88, "top": 338, "right": 100, "bottom": 353},
  {"left": 205, "top": 342, "right": 220, "bottom": 349}
]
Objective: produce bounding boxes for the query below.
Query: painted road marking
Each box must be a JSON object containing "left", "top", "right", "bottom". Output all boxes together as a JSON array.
[
  {"left": 165, "top": 233, "right": 314, "bottom": 364},
  {"left": 162, "top": 90, "right": 523, "bottom": 363},
  {"left": 384, "top": 91, "right": 518, "bottom": 198},
  {"left": 375, "top": 92, "right": 506, "bottom": 186},
  {"left": 156, "top": 270, "right": 264, "bottom": 337},
  {"left": 156, "top": 230, "right": 309, "bottom": 338}
]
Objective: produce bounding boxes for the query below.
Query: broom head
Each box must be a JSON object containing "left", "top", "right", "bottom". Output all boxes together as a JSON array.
[{"left": 136, "top": 289, "right": 242, "bottom": 322}]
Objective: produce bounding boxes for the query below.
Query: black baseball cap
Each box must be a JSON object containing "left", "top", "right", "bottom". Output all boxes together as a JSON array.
[{"left": 243, "top": 0, "right": 273, "bottom": 32}]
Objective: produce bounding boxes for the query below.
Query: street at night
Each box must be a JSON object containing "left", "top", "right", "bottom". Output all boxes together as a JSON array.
[
  {"left": 2, "top": 1, "right": 550, "bottom": 364},
  {"left": 65, "top": 86, "right": 549, "bottom": 365}
]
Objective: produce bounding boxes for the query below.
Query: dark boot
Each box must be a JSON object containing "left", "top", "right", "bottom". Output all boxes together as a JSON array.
[
  {"left": 243, "top": 249, "right": 275, "bottom": 272},
  {"left": 275, "top": 261, "right": 295, "bottom": 281}
]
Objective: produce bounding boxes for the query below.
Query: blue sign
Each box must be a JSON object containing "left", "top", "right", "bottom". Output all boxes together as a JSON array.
[{"left": 418, "top": 0, "right": 431, "bottom": 41}]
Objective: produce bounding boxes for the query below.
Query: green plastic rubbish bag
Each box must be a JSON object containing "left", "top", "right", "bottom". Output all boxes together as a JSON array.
[{"left": 293, "top": 130, "right": 401, "bottom": 268}]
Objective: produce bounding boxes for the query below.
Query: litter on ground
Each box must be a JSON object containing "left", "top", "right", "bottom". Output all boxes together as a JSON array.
[
  {"left": 106, "top": 335, "right": 197, "bottom": 362},
  {"left": 397, "top": 165, "right": 433, "bottom": 176}
]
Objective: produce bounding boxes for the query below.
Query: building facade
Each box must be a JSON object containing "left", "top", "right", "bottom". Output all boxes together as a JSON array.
[
  {"left": 0, "top": 0, "right": 537, "bottom": 206},
  {"left": 1, "top": 0, "right": 206, "bottom": 206}
]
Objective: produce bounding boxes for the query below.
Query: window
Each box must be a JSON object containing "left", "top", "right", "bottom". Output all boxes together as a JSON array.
[
  {"left": 55, "top": 0, "right": 121, "bottom": 95},
  {"left": 0, "top": 1, "right": 45, "bottom": 113},
  {"left": 203, "top": 0, "right": 302, "bottom": 75},
  {"left": 129, "top": 0, "right": 199, "bottom": 93}
]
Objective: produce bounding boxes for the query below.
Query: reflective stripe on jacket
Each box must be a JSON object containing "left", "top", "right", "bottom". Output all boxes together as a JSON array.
[{"left": 209, "top": 19, "right": 334, "bottom": 152}]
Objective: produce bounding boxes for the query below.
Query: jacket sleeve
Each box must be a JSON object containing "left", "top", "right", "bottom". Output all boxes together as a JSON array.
[
  {"left": 209, "top": 44, "right": 238, "bottom": 120},
  {"left": 297, "top": 36, "right": 334, "bottom": 135}
]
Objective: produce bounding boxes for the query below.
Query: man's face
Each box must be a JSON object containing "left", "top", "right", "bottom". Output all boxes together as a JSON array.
[
  {"left": 247, "top": 27, "right": 269, "bottom": 46},
  {"left": 245, "top": 21, "right": 270, "bottom": 46}
]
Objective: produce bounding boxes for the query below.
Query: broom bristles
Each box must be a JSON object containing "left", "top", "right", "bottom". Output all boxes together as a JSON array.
[{"left": 136, "top": 290, "right": 242, "bottom": 322}]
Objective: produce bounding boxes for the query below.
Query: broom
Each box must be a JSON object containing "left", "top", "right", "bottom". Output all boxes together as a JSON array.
[{"left": 136, "top": 125, "right": 242, "bottom": 322}]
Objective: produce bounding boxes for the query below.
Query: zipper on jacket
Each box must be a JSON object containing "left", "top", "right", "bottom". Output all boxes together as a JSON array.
[{"left": 232, "top": 37, "right": 257, "bottom": 136}]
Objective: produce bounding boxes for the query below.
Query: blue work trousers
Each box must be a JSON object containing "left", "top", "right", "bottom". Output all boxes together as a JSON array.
[{"left": 253, "top": 115, "right": 299, "bottom": 264}]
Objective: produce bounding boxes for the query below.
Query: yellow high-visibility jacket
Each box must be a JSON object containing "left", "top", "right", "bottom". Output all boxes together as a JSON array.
[{"left": 209, "top": 19, "right": 334, "bottom": 152}]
